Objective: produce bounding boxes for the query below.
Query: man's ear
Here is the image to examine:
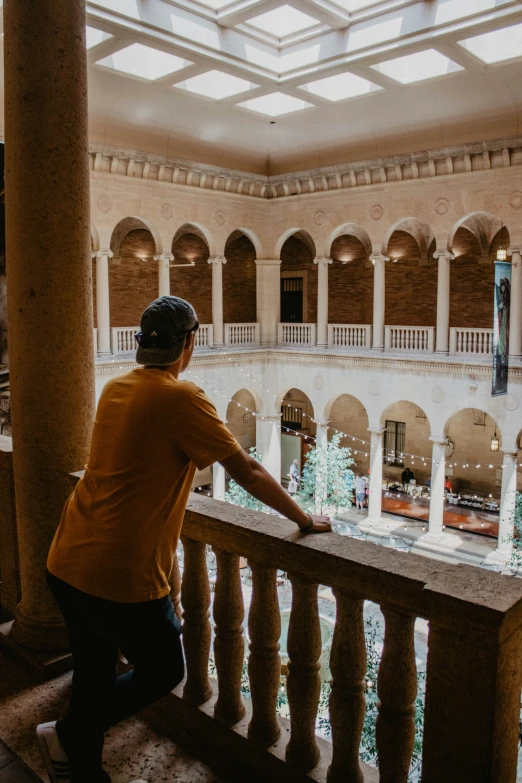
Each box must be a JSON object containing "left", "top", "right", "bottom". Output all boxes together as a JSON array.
[{"left": 184, "top": 331, "right": 195, "bottom": 352}]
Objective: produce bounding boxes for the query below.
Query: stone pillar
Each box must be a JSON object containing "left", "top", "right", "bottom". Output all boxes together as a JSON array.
[
  {"left": 367, "top": 429, "right": 384, "bottom": 523},
  {"left": 427, "top": 438, "right": 446, "bottom": 539},
  {"left": 255, "top": 260, "right": 281, "bottom": 347},
  {"left": 256, "top": 414, "right": 281, "bottom": 484},
  {"left": 370, "top": 255, "right": 387, "bottom": 351},
  {"left": 94, "top": 249, "right": 112, "bottom": 357},
  {"left": 315, "top": 420, "right": 329, "bottom": 513},
  {"left": 212, "top": 461, "right": 226, "bottom": 501},
  {"left": 495, "top": 449, "right": 518, "bottom": 558},
  {"left": 155, "top": 252, "right": 173, "bottom": 298},
  {"left": 4, "top": 0, "right": 95, "bottom": 650},
  {"left": 434, "top": 251, "right": 451, "bottom": 355},
  {"left": 508, "top": 248, "right": 522, "bottom": 359},
  {"left": 208, "top": 256, "right": 226, "bottom": 349},
  {"left": 314, "top": 257, "right": 332, "bottom": 348}
]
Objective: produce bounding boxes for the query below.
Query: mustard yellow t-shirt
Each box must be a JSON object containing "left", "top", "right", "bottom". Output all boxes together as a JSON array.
[{"left": 47, "top": 368, "right": 241, "bottom": 602}]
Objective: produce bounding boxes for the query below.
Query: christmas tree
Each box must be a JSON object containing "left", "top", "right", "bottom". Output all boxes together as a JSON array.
[
  {"left": 225, "top": 446, "right": 265, "bottom": 511},
  {"left": 296, "top": 431, "right": 355, "bottom": 516}
]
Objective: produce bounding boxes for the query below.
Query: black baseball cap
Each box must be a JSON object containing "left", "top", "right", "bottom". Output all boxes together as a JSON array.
[{"left": 135, "top": 296, "right": 198, "bottom": 366}]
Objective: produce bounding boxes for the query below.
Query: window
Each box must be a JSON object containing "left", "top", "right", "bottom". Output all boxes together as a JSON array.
[
  {"left": 281, "top": 404, "right": 303, "bottom": 430},
  {"left": 385, "top": 420, "right": 405, "bottom": 466}
]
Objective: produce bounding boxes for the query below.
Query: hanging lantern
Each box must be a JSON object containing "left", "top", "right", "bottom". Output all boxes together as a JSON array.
[
  {"left": 497, "top": 223, "right": 507, "bottom": 261},
  {"left": 490, "top": 430, "right": 500, "bottom": 452}
]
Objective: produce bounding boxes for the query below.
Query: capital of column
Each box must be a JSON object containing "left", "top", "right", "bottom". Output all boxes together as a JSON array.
[
  {"left": 429, "top": 436, "right": 447, "bottom": 447},
  {"left": 92, "top": 248, "right": 113, "bottom": 259},
  {"left": 255, "top": 259, "right": 282, "bottom": 267},
  {"left": 256, "top": 413, "right": 281, "bottom": 422},
  {"left": 368, "top": 427, "right": 385, "bottom": 436},
  {"left": 508, "top": 247, "right": 522, "bottom": 259},
  {"left": 501, "top": 448, "right": 518, "bottom": 460},
  {"left": 370, "top": 254, "right": 389, "bottom": 265},
  {"left": 315, "top": 419, "right": 330, "bottom": 428},
  {"left": 433, "top": 250, "right": 454, "bottom": 261},
  {"left": 153, "top": 252, "right": 174, "bottom": 263},
  {"left": 313, "top": 257, "right": 333, "bottom": 266},
  {"left": 208, "top": 255, "right": 227, "bottom": 265}
]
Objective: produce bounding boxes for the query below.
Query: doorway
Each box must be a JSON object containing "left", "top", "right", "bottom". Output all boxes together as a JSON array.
[{"left": 281, "top": 276, "right": 304, "bottom": 322}]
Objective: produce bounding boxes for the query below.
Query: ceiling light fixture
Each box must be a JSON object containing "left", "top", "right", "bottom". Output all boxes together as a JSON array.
[
  {"left": 496, "top": 223, "right": 507, "bottom": 261},
  {"left": 490, "top": 430, "right": 500, "bottom": 452}
]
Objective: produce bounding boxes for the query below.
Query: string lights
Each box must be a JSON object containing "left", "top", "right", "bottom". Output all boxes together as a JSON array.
[{"left": 186, "top": 364, "right": 505, "bottom": 473}]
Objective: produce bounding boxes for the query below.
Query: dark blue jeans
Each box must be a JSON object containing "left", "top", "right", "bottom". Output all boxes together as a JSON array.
[{"left": 47, "top": 571, "right": 184, "bottom": 783}]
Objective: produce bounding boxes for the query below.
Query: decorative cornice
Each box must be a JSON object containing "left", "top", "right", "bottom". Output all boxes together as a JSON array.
[{"left": 89, "top": 136, "right": 522, "bottom": 201}]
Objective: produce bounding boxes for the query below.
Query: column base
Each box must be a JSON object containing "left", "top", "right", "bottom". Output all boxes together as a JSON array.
[
  {"left": 212, "top": 344, "right": 225, "bottom": 351},
  {"left": 488, "top": 548, "right": 511, "bottom": 564},
  {"left": 434, "top": 350, "right": 449, "bottom": 356},
  {"left": 0, "top": 620, "right": 72, "bottom": 680},
  {"left": 315, "top": 343, "right": 327, "bottom": 349},
  {"left": 9, "top": 604, "right": 70, "bottom": 652},
  {"left": 371, "top": 346, "right": 384, "bottom": 352},
  {"left": 425, "top": 530, "right": 444, "bottom": 541},
  {"left": 96, "top": 351, "right": 113, "bottom": 360}
]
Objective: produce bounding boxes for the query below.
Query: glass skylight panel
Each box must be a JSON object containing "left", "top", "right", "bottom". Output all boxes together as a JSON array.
[
  {"left": 246, "top": 5, "right": 320, "bottom": 38},
  {"left": 458, "top": 23, "right": 522, "bottom": 64},
  {"left": 299, "top": 72, "right": 382, "bottom": 101},
  {"left": 371, "top": 49, "right": 463, "bottom": 84},
  {"left": 173, "top": 70, "right": 257, "bottom": 100},
  {"left": 96, "top": 44, "right": 192, "bottom": 81},
  {"left": 86, "top": 26, "right": 113, "bottom": 50},
  {"left": 238, "top": 92, "right": 314, "bottom": 116}
]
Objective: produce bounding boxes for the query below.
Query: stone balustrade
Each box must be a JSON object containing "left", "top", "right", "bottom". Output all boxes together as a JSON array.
[
  {"left": 166, "top": 493, "right": 522, "bottom": 783},
  {"left": 384, "top": 326, "right": 435, "bottom": 354},
  {"left": 278, "top": 323, "right": 316, "bottom": 347},
  {"left": 224, "top": 323, "right": 260, "bottom": 348},
  {"left": 449, "top": 327, "right": 494, "bottom": 357},
  {"left": 327, "top": 324, "right": 372, "bottom": 350}
]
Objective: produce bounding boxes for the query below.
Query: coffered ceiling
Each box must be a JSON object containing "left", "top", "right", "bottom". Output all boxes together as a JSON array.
[{"left": 3, "top": 0, "right": 522, "bottom": 173}]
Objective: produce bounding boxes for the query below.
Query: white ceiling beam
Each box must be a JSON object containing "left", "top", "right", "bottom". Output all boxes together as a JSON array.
[
  {"left": 432, "top": 42, "right": 486, "bottom": 73},
  {"left": 87, "top": 36, "right": 136, "bottom": 66}
]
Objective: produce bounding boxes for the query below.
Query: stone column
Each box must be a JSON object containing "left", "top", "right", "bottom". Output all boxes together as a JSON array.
[
  {"left": 208, "top": 256, "right": 227, "bottom": 349},
  {"left": 315, "top": 420, "right": 329, "bottom": 513},
  {"left": 4, "top": 0, "right": 95, "bottom": 650},
  {"left": 370, "top": 255, "right": 387, "bottom": 351},
  {"left": 94, "top": 249, "right": 112, "bottom": 357},
  {"left": 256, "top": 413, "right": 281, "bottom": 484},
  {"left": 314, "top": 257, "right": 332, "bottom": 348},
  {"left": 495, "top": 450, "right": 518, "bottom": 559},
  {"left": 434, "top": 251, "right": 451, "bottom": 355},
  {"left": 255, "top": 260, "right": 281, "bottom": 347},
  {"left": 508, "top": 248, "right": 522, "bottom": 360},
  {"left": 212, "top": 461, "right": 226, "bottom": 501},
  {"left": 367, "top": 429, "right": 384, "bottom": 523},
  {"left": 154, "top": 252, "right": 173, "bottom": 298},
  {"left": 427, "top": 438, "right": 446, "bottom": 539}
]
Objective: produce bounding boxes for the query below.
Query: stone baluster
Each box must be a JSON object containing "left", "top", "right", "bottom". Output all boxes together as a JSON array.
[
  {"left": 376, "top": 606, "right": 417, "bottom": 783},
  {"left": 327, "top": 590, "right": 366, "bottom": 783},
  {"left": 168, "top": 548, "right": 182, "bottom": 623},
  {"left": 181, "top": 536, "right": 212, "bottom": 704},
  {"left": 285, "top": 575, "right": 321, "bottom": 771},
  {"left": 213, "top": 549, "right": 246, "bottom": 726},
  {"left": 247, "top": 562, "right": 281, "bottom": 746}
]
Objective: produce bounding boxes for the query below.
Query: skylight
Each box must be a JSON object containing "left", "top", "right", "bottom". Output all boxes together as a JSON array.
[
  {"left": 371, "top": 49, "right": 463, "bottom": 84},
  {"left": 173, "top": 70, "right": 258, "bottom": 100},
  {"left": 86, "top": 26, "right": 113, "bottom": 50},
  {"left": 238, "top": 92, "right": 314, "bottom": 116},
  {"left": 96, "top": 44, "right": 192, "bottom": 81},
  {"left": 192, "top": 0, "right": 236, "bottom": 8},
  {"left": 458, "top": 22, "right": 522, "bottom": 64},
  {"left": 299, "top": 71, "right": 382, "bottom": 101},
  {"left": 245, "top": 5, "right": 320, "bottom": 38},
  {"left": 328, "top": 0, "right": 382, "bottom": 10}
]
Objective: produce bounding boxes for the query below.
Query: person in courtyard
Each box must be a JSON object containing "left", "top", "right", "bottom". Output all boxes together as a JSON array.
[
  {"left": 401, "top": 466, "right": 415, "bottom": 485},
  {"left": 288, "top": 457, "right": 300, "bottom": 493},
  {"left": 354, "top": 472, "right": 367, "bottom": 511},
  {"left": 37, "top": 296, "right": 331, "bottom": 783}
]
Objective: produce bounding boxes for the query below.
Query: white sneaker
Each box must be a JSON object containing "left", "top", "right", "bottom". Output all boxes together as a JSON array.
[{"left": 36, "top": 721, "right": 70, "bottom": 783}]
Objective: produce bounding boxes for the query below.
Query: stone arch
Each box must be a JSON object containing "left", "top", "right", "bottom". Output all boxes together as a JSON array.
[
  {"left": 274, "top": 228, "right": 316, "bottom": 259},
  {"left": 383, "top": 217, "right": 435, "bottom": 262},
  {"left": 328, "top": 224, "right": 373, "bottom": 326},
  {"left": 327, "top": 223, "right": 372, "bottom": 258},
  {"left": 378, "top": 400, "right": 432, "bottom": 485},
  {"left": 277, "top": 387, "right": 316, "bottom": 432},
  {"left": 172, "top": 222, "right": 215, "bottom": 256},
  {"left": 110, "top": 216, "right": 162, "bottom": 258},
  {"left": 226, "top": 388, "right": 259, "bottom": 452},
  {"left": 447, "top": 212, "right": 506, "bottom": 259},
  {"left": 91, "top": 224, "right": 100, "bottom": 253},
  {"left": 229, "top": 227, "right": 263, "bottom": 259},
  {"left": 443, "top": 407, "right": 503, "bottom": 497},
  {"left": 224, "top": 230, "right": 257, "bottom": 323}
]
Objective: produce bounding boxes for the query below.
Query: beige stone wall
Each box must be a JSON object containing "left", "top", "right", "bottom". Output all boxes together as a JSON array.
[{"left": 328, "top": 393, "right": 370, "bottom": 475}]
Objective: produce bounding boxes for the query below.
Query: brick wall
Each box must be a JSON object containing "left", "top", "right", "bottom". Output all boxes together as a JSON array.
[
  {"left": 385, "top": 231, "right": 438, "bottom": 326},
  {"left": 109, "top": 229, "right": 157, "bottom": 326},
  {"left": 224, "top": 233, "right": 256, "bottom": 323},
  {"left": 171, "top": 233, "right": 212, "bottom": 324},
  {"left": 280, "top": 236, "right": 317, "bottom": 323},
  {"left": 450, "top": 227, "right": 495, "bottom": 329},
  {"left": 330, "top": 235, "right": 373, "bottom": 324}
]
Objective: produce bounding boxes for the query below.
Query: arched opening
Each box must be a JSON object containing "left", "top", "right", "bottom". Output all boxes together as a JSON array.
[
  {"left": 328, "top": 394, "right": 370, "bottom": 475},
  {"left": 224, "top": 230, "right": 257, "bottom": 324},
  {"left": 380, "top": 400, "right": 432, "bottom": 485},
  {"left": 280, "top": 231, "right": 316, "bottom": 324},
  {"left": 329, "top": 234, "right": 372, "bottom": 325},
  {"left": 109, "top": 218, "right": 159, "bottom": 327},
  {"left": 226, "top": 389, "right": 257, "bottom": 451},
  {"left": 280, "top": 388, "right": 315, "bottom": 488},
  {"left": 450, "top": 224, "right": 509, "bottom": 329},
  {"left": 171, "top": 224, "right": 212, "bottom": 324},
  {"left": 384, "top": 222, "right": 437, "bottom": 327}
]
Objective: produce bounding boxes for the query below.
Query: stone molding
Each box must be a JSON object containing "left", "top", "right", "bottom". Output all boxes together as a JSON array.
[{"left": 90, "top": 136, "right": 522, "bottom": 201}]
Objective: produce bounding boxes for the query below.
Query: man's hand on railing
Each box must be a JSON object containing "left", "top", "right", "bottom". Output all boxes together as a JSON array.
[{"left": 306, "top": 514, "right": 332, "bottom": 533}]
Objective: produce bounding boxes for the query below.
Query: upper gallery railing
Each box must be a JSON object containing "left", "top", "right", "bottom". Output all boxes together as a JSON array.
[
  {"left": 225, "top": 323, "right": 260, "bottom": 347},
  {"left": 385, "top": 326, "right": 435, "bottom": 354},
  {"left": 449, "top": 327, "right": 494, "bottom": 357},
  {"left": 170, "top": 493, "right": 522, "bottom": 783},
  {"left": 328, "top": 324, "right": 372, "bottom": 350},
  {"left": 278, "top": 323, "right": 316, "bottom": 347}
]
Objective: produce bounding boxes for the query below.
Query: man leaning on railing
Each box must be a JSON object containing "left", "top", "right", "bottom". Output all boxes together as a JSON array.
[{"left": 37, "top": 295, "right": 331, "bottom": 783}]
